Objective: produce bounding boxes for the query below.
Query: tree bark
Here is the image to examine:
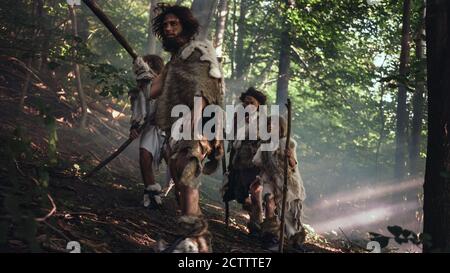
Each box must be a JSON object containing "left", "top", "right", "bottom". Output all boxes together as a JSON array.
[
  {"left": 375, "top": 83, "right": 386, "bottom": 179},
  {"left": 146, "top": 0, "right": 158, "bottom": 55},
  {"left": 233, "top": 0, "right": 248, "bottom": 80},
  {"left": 191, "top": 0, "right": 218, "bottom": 41},
  {"left": 19, "top": 0, "right": 42, "bottom": 111},
  {"left": 423, "top": 0, "right": 450, "bottom": 253},
  {"left": 230, "top": 0, "right": 237, "bottom": 76},
  {"left": 69, "top": 4, "right": 88, "bottom": 128},
  {"left": 395, "top": 0, "right": 412, "bottom": 179},
  {"left": 409, "top": 0, "right": 426, "bottom": 175},
  {"left": 214, "top": 0, "right": 228, "bottom": 58},
  {"left": 276, "top": 0, "right": 295, "bottom": 107},
  {"left": 19, "top": 58, "right": 33, "bottom": 111}
]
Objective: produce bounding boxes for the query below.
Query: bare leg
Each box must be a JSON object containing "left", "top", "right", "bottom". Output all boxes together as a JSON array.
[
  {"left": 264, "top": 193, "right": 276, "bottom": 219},
  {"left": 170, "top": 150, "right": 210, "bottom": 252},
  {"left": 181, "top": 185, "right": 201, "bottom": 216},
  {"left": 170, "top": 154, "right": 185, "bottom": 211},
  {"left": 139, "top": 148, "right": 155, "bottom": 187},
  {"left": 250, "top": 182, "right": 263, "bottom": 224}
]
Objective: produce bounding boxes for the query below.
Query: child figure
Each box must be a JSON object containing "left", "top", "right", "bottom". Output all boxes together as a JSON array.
[
  {"left": 252, "top": 116, "right": 307, "bottom": 251},
  {"left": 130, "top": 54, "right": 168, "bottom": 208}
]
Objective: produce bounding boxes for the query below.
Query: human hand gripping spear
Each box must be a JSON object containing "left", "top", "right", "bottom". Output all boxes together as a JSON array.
[
  {"left": 80, "top": 0, "right": 153, "bottom": 180},
  {"left": 279, "top": 98, "right": 292, "bottom": 253}
]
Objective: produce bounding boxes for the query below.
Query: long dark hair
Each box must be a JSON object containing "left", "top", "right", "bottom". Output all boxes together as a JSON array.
[
  {"left": 239, "top": 87, "right": 267, "bottom": 105},
  {"left": 152, "top": 4, "right": 199, "bottom": 41}
]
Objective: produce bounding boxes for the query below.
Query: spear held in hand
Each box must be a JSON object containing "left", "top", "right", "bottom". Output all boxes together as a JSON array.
[
  {"left": 82, "top": 122, "right": 146, "bottom": 180},
  {"left": 279, "top": 98, "right": 292, "bottom": 253},
  {"left": 80, "top": 0, "right": 141, "bottom": 179}
]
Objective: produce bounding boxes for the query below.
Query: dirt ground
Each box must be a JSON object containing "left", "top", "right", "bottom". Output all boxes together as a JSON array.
[{"left": 0, "top": 62, "right": 355, "bottom": 253}]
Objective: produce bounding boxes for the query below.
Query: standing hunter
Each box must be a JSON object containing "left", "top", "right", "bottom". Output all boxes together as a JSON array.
[
  {"left": 133, "top": 4, "right": 224, "bottom": 252},
  {"left": 130, "top": 54, "right": 167, "bottom": 209}
]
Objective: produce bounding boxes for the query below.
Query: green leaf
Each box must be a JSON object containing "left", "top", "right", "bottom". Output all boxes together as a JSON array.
[
  {"left": 368, "top": 232, "right": 390, "bottom": 248},
  {"left": 387, "top": 225, "right": 403, "bottom": 237},
  {"left": 419, "top": 233, "right": 433, "bottom": 248},
  {"left": 402, "top": 229, "right": 412, "bottom": 238},
  {"left": 394, "top": 237, "right": 408, "bottom": 244}
]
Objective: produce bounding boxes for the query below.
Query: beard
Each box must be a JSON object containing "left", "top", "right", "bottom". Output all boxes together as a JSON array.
[{"left": 162, "top": 35, "right": 189, "bottom": 54}]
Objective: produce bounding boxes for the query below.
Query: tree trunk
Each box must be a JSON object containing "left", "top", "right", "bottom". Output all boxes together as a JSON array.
[
  {"left": 375, "top": 83, "right": 386, "bottom": 179},
  {"left": 276, "top": 0, "right": 295, "bottom": 107},
  {"left": 191, "top": 0, "right": 218, "bottom": 41},
  {"left": 395, "top": 0, "right": 412, "bottom": 179},
  {"left": 19, "top": 59, "right": 33, "bottom": 111},
  {"left": 233, "top": 0, "right": 248, "bottom": 80},
  {"left": 146, "top": 0, "right": 158, "bottom": 55},
  {"left": 423, "top": 0, "right": 450, "bottom": 253},
  {"left": 19, "top": 0, "right": 42, "bottom": 111},
  {"left": 69, "top": 4, "right": 88, "bottom": 129},
  {"left": 409, "top": 0, "right": 426, "bottom": 175},
  {"left": 230, "top": 0, "right": 237, "bottom": 76},
  {"left": 214, "top": 0, "right": 228, "bottom": 58}
]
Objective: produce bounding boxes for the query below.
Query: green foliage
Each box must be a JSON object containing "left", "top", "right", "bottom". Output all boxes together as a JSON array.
[
  {"left": 0, "top": 99, "right": 61, "bottom": 251},
  {"left": 88, "top": 63, "right": 135, "bottom": 98},
  {"left": 369, "top": 225, "right": 425, "bottom": 250},
  {"left": 0, "top": 128, "right": 41, "bottom": 252},
  {"left": 0, "top": 1, "right": 429, "bottom": 245},
  {"left": 35, "top": 99, "right": 58, "bottom": 167},
  {"left": 368, "top": 232, "right": 390, "bottom": 249}
]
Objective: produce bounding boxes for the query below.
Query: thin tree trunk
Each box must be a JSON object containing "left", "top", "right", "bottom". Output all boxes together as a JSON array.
[
  {"left": 191, "top": 0, "right": 218, "bottom": 41},
  {"left": 146, "top": 0, "right": 158, "bottom": 55},
  {"left": 19, "top": 59, "right": 33, "bottom": 111},
  {"left": 214, "top": 0, "right": 228, "bottom": 58},
  {"left": 375, "top": 83, "right": 386, "bottom": 179},
  {"left": 19, "top": 0, "right": 42, "bottom": 111},
  {"left": 230, "top": 0, "right": 237, "bottom": 75},
  {"left": 395, "top": 0, "right": 412, "bottom": 179},
  {"left": 38, "top": 15, "right": 59, "bottom": 94},
  {"left": 276, "top": 0, "right": 295, "bottom": 107},
  {"left": 233, "top": 0, "right": 248, "bottom": 80},
  {"left": 69, "top": 4, "right": 88, "bottom": 128},
  {"left": 409, "top": 0, "right": 426, "bottom": 175},
  {"left": 423, "top": 0, "right": 450, "bottom": 253}
]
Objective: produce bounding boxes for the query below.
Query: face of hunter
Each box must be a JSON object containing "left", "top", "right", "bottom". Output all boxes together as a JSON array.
[
  {"left": 243, "top": 95, "right": 260, "bottom": 109},
  {"left": 163, "top": 13, "right": 183, "bottom": 39}
]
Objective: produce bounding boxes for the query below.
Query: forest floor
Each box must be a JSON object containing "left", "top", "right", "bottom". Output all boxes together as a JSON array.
[{"left": 0, "top": 60, "right": 364, "bottom": 253}]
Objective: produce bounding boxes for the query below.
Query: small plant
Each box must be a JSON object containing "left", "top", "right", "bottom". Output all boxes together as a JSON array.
[{"left": 368, "top": 225, "right": 431, "bottom": 250}]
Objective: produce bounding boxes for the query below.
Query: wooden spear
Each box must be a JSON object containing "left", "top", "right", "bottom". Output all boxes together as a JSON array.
[
  {"left": 82, "top": 0, "right": 138, "bottom": 59},
  {"left": 279, "top": 98, "right": 292, "bottom": 253},
  {"left": 79, "top": 0, "right": 144, "bottom": 180}
]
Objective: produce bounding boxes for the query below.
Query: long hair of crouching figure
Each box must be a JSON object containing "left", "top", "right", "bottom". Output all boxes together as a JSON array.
[
  {"left": 239, "top": 87, "right": 268, "bottom": 108},
  {"left": 152, "top": 4, "right": 200, "bottom": 52}
]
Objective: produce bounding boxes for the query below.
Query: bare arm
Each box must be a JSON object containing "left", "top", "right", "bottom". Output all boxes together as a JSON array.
[
  {"left": 149, "top": 74, "right": 163, "bottom": 99},
  {"left": 286, "top": 148, "right": 298, "bottom": 168}
]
